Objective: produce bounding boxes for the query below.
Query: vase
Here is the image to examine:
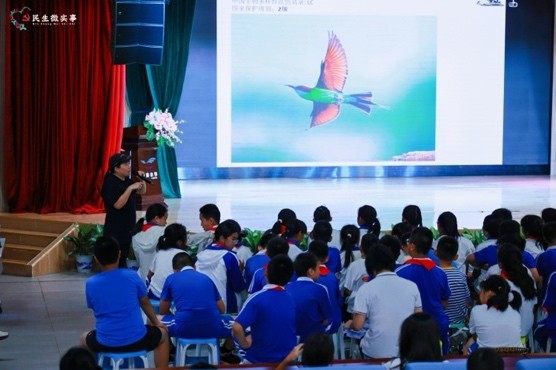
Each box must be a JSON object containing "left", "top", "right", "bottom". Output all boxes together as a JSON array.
[{"left": 75, "top": 254, "right": 93, "bottom": 273}]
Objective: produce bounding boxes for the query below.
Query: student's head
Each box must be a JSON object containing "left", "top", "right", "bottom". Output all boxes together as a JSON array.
[
  {"left": 172, "top": 252, "right": 195, "bottom": 271},
  {"left": 199, "top": 203, "right": 220, "bottom": 231},
  {"left": 266, "top": 236, "right": 290, "bottom": 258},
  {"left": 436, "top": 211, "right": 458, "bottom": 238},
  {"left": 93, "top": 236, "right": 120, "bottom": 266},
  {"left": 482, "top": 214, "right": 502, "bottom": 239},
  {"left": 543, "top": 222, "right": 556, "bottom": 245},
  {"left": 407, "top": 227, "right": 434, "bottom": 256},
  {"left": 157, "top": 223, "right": 187, "bottom": 251},
  {"left": 272, "top": 208, "right": 297, "bottom": 235},
  {"left": 308, "top": 240, "right": 329, "bottom": 263},
  {"left": 479, "top": 275, "right": 522, "bottom": 312},
  {"left": 311, "top": 221, "right": 333, "bottom": 243},
  {"left": 402, "top": 205, "right": 423, "bottom": 228},
  {"left": 60, "top": 347, "right": 100, "bottom": 370},
  {"left": 365, "top": 243, "right": 395, "bottom": 275},
  {"left": 221, "top": 219, "right": 243, "bottom": 245},
  {"left": 301, "top": 332, "right": 334, "bottom": 367},
  {"left": 294, "top": 252, "right": 319, "bottom": 280},
  {"left": 399, "top": 312, "right": 442, "bottom": 363},
  {"left": 498, "top": 219, "right": 521, "bottom": 238},
  {"left": 520, "top": 214, "right": 543, "bottom": 239},
  {"left": 283, "top": 218, "right": 307, "bottom": 241},
  {"left": 360, "top": 233, "right": 379, "bottom": 257},
  {"left": 258, "top": 229, "right": 277, "bottom": 250},
  {"left": 436, "top": 236, "right": 458, "bottom": 262},
  {"left": 313, "top": 205, "right": 332, "bottom": 222},
  {"left": 491, "top": 207, "right": 513, "bottom": 221},
  {"left": 391, "top": 221, "right": 413, "bottom": 241},
  {"left": 357, "top": 205, "right": 381, "bottom": 237},
  {"left": 379, "top": 235, "right": 401, "bottom": 261},
  {"left": 340, "top": 224, "right": 360, "bottom": 248},
  {"left": 133, "top": 203, "right": 169, "bottom": 236},
  {"left": 214, "top": 222, "right": 239, "bottom": 249},
  {"left": 466, "top": 347, "right": 504, "bottom": 370},
  {"left": 266, "top": 255, "right": 293, "bottom": 286},
  {"left": 107, "top": 153, "right": 130, "bottom": 175},
  {"left": 542, "top": 208, "right": 556, "bottom": 223}
]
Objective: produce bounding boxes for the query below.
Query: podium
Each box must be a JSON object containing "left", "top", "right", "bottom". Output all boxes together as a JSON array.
[{"left": 122, "top": 126, "right": 165, "bottom": 210}]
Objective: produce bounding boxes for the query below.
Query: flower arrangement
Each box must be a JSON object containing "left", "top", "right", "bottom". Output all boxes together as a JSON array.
[{"left": 143, "top": 108, "right": 184, "bottom": 148}]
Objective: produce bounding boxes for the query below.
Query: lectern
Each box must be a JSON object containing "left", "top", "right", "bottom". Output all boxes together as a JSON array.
[{"left": 122, "top": 126, "right": 165, "bottom": 210}]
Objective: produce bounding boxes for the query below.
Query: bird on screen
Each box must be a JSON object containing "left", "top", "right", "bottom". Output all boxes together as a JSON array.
[{"left": 287, "top": 32, "right": 385, "bottom": 128}]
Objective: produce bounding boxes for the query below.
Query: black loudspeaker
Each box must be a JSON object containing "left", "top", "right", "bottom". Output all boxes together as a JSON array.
[{"left": 112, "top": 0, "right": 165, "bottom": 65}]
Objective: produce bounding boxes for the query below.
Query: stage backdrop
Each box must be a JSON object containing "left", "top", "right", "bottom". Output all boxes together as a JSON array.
[{"left": 176, "top": 0, "right": 552, "bottom": 179}]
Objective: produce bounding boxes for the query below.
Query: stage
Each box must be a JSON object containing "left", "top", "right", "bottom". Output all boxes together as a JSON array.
[{"left": 12, "top": 175, "right": 556, "bottom": 233}]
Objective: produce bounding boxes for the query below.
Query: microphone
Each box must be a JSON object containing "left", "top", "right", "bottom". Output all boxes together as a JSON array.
[{"left": 132, "top": 170, "right": 152, "bottom": 184}]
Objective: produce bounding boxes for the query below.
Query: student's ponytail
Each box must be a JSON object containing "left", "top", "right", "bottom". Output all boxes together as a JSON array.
[
  {"left": 340, "top": 225, "right": 360, "bottom": 269},
  {"left": 481, "top": 275, "right": 522, "bottom": 312},
  {"left": 508, "top": 290, "right": 522, "bottom": 312}
]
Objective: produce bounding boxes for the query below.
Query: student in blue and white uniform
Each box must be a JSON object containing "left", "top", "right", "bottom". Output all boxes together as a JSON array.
[
  {"left": 244, "top": 230, "right": 275, "bottom": 287},
  {"left": 311, "top": 221, "right": 341, "bottom": 275},
  {"left": 248, "top": 237, "right": 290, "bottom": 295}
]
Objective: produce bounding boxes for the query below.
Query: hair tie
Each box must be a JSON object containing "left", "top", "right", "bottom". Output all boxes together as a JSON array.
[
  {"left": 278, "top": 219, "right": 283, "bottom": 223},
  {"left": 347, "top": 233, "right": 352, "bottom": 238}
]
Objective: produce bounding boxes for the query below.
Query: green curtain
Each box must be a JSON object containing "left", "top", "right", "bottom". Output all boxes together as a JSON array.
[
  {"left": 145, "top": 0, "right": 196, "bottom": 198},
  {"left": 125, "top": 64, "right": 153, "bottom": 126}
]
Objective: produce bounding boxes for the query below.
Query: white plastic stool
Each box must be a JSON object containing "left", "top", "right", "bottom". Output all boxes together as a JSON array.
[
  {"left": 330, "top": 327, "right": 346, "bottom": 360},
  {"left": 175, "top": 337, "right": 220, "bottom": 366},
  {"left": 97, "top": 350, "right": 149, "bottom": 370}
]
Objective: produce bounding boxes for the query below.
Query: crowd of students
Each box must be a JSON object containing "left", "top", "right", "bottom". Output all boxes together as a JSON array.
[{"left": 77, "top": 197, "right": 556, "bottom": 369}]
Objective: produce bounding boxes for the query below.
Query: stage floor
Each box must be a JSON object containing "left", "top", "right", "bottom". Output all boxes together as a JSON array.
[{"left": 13, "top": 175, "right": 556, "bottom": 232}]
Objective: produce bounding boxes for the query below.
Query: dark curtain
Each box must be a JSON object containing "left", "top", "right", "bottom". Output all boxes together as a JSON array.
[
  {"left": 3, "top": 0, "right": 125, "bottom": 213},
  {"left": 125, "top": 64, "right": 153, "bottom": 126},
  {"left": 145, "top": 0, "right": 197, "bottom": 198}
]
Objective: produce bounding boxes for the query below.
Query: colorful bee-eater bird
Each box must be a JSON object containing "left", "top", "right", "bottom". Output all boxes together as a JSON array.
[{"left": 287, "top": 32, "right": 380, "bottom": 128}]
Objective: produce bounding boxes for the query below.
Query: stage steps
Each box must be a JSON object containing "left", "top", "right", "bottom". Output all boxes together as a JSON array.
[{"left": 0, "top": 214, "right": 75, "bottom": 277}]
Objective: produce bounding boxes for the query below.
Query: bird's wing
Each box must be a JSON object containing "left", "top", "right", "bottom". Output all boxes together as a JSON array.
[
  {"left": 315, "top": 32, "right": 348, "bottom": 92},
  {"left": 310, "top": 103, "right": 340, "bottom": 128}
]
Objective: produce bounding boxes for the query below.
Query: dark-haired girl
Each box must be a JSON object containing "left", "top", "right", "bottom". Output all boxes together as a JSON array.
[{"left": 464, "top": 275, "right": 523, "bottom": 353}]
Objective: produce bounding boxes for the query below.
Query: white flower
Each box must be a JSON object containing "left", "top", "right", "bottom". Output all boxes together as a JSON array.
[{"left": 143, "top": 108, "right": 184, "bottom": 147}]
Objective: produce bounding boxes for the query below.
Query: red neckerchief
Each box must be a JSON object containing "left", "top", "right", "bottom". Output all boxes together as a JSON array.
[
  {"left": 213, "top": 242, "right": 227, "bottom": 248},
  {"left": 361, "top": 275, "right": 370, "bottom": 282},
  {"left": 263, "top": 263, "right": 268, "bottom": 270},
  {"left": 500, "top": 270, "right": 509, "bottom": 280},
  {"left": 141, "top": 222, "right": 158, "bottom": 232},
  {"left": 405, "top": 258, "right": 436, "bottom": 271},
  {"left": 209, "top": 225, "right": 218, "bottom": 231},
  {"left": 266, "top": 284, "right": 285, "bottom": 291},
  {"left": 319, "top": 265, "right": 330, "bottom": 276}
]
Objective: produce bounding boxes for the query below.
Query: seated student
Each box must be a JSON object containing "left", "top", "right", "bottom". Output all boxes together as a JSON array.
[
  {"left": 313, "top": 205, "right": 341, "bottom": 248},
  {"left": 391, "top": 221, "right": 413, "bottom": 264},
  {"left": 147, "top": 223, "right": 187, "bottom": 300},
  {"left": 521, "top": 214, "right": 546, "bottom": 259},
  {"left": 338, "top": 224, "right": 361, "bottom": 288},
  {"left": 436, "top": 236, "right": 471, "bottom": 325},
  {"left": 286, "top": 253, "right": 334, "bottom": 342},
  {"left": 276, "top": 332, "right": 335, "bottom": 370},
  {"left": 396, "top": 227, "right": 451, "bottom": 355},
  {"left": 311, "top": 221, "right": 342, "bottom": 275},
  {"left": 464, "top": 275, "right": 523, "bottom": 353},
  {"left": 131, "top": 203, "right": 168, "bottom": 282},
  {"left": 248, "top": 236, "right": 290, "bottom": 294},
  {"left": 542, "top": 208, "right": 556, "bottom": 224},
  {"left": 537, "top": 222, "right": 556, "bottom": 301},
  {"left": 382, "top": 312, "right": 443, "bottom": 370},
  {"left": 380, "top": 234, "right": 403, "bottom": 270},
  {"left": 271, "top": 208, "right": 297, "bottom": 236},
  {"left": 59, "top": 347, "right": 100, "bottom": 370},
  {"left": 80, "top": 236, "right": 169, "bottom": 368},
  {"left": 232, "top": 255, "right": 297, "bottom": 364},
  {"left": 244, "top": 230, "right": 275, "bottom": 287},
  {"left": 534, "top": 270, "right": 556, "bottom": 352},
  {"left": 342, "top": 233, "right": 378, "bottom": 314},
  {"left": 357, "top": 205, "right": 382, "bottom": 241},
  {"left": 224, "top": 219, "right": 252, "bottom": 265},
  {"left": 432, "top": 211, "right": 475, "bottom": 275},
  {"left": 187, "top": 203, "right": 220, "bottom": 254},
  {"left": 466, "top": 347, "right": 504, "bottom": 370},
  {"left": 346, "top": 243, "right": 422, "bottom": 359},
  {"left": 401, "top": 205, "right": 423, "bottom": 230},
  {"left": 159, "top": 253, "right": 234, "bottom": 347},
  {"left": 308, "top": 240, "right": 342, "bottom": 334},
  {"left": 196, "top": 221, "right": 246, "bottom": 313},
  {"left": 282, "top": 218, "right": 307, "bottom": 261}
]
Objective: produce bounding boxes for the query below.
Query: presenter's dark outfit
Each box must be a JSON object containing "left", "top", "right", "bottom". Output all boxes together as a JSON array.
[{"left": 101, "top": 173, "right": 137, "bottom": 268}]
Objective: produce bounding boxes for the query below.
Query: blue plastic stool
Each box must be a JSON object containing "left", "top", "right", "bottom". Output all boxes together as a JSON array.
[
  {"left": 175, "top": 337, "right": 220, "bottom": 366},
  {"left": 97, "top": 351, "right": 149, "bottom": 370}
]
